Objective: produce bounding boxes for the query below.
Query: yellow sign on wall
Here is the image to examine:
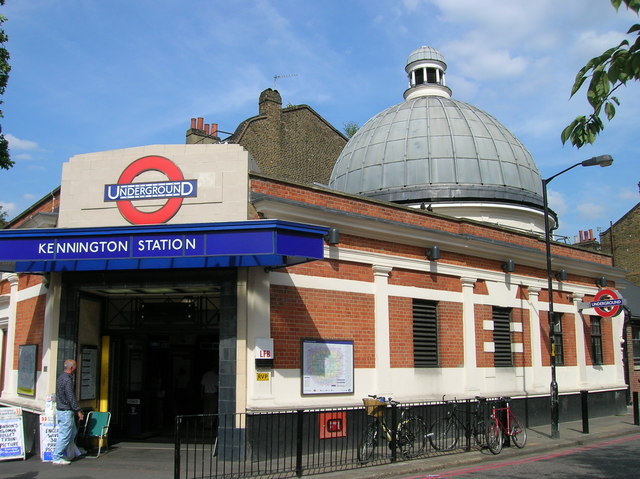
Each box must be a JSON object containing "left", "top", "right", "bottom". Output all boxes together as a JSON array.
[{"left": 256, "top": 372, "right": 270, "bottom": 381}]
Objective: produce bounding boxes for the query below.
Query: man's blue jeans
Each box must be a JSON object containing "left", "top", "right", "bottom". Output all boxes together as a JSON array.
[{"left": 53, "top": 410, "right": 76, "bottom": 460}]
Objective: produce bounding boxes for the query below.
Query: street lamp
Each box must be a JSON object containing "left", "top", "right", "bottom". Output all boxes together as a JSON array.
[{"left": 542, "top": 154, "right": 613, "bottom": 439}]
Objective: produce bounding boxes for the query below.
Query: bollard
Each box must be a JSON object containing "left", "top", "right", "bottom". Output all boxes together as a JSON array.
[
  {"left": 580, "top": 390, "right": 589, "bottom": 434},
  {"left": 634, "top": 392, "right": 639, "bottom": 426}
]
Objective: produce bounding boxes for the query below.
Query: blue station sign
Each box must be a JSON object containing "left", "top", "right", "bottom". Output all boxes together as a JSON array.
[{"left": 0, "top": 220, "right": 329, "bottom": 273}]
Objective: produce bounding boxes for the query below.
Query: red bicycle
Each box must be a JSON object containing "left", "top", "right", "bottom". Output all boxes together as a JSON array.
[{"left": 486, "top": 396, "right": 527, "bottom": 454}]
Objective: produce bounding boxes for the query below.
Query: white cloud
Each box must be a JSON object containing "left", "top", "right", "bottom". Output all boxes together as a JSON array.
[
  {"left": 445, "top": 40, "right": 528, "bottom": 80},
  {"left": 618, "top": 188, "right": 639, "bottom": 200},
  {"left": 547, "top": 189, "right": 567, "bottom": 217},
  {"left": 6, "top": 134, "right": 39, "bottom": 151},
  {"left": 0, "top": 201, "right": 17, "bottom": 214},
  {"left": 577, "top": 202, "right": 608, "bottom": 221},
  {"left": 571, "top": 30, "right": 629, "bottom": 60}
]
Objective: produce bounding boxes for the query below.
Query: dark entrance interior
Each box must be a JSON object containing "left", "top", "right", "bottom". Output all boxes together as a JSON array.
[
  {"left": 109, "top": 330, "right": 218, "bottom": 439},
  {"left": 59, "top": 269, "right": 236, "bottom": 442},
  {"left": 102, "top": 294, "right": 221, "bottom": 441}
]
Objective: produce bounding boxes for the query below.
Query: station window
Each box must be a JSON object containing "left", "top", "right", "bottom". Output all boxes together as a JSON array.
[
  {"left": 632, "top": 325, "right": 640, "bottom": 367},
  {"left": 551, "top": 312, "right": 564, "bottom": 366},
  {"left": 493, "top": 307, "right": 512, "bottom": 367},
  {"left": 590, "top": 317, "right": 603, "bottom": 366},
  {"left": 413, "top": 299, "right": 438, "bottom": 367}
]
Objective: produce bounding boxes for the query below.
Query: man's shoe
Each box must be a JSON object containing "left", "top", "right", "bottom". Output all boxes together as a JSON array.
[
  {"left": 52, "top": 458, "right": 71, "bottom": 465},
  {"left": 77, "top": 447, "right": 87, "bottom": 456}
]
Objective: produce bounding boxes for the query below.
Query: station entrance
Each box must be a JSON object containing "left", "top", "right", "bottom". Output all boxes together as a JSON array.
[{"left": 66, "top": 269, "right": 235, "bottom": 441}]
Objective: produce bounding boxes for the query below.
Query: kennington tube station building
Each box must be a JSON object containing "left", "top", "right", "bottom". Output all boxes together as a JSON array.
[{"left": 0, "top": 46, "right": 627, "bottom": 443}]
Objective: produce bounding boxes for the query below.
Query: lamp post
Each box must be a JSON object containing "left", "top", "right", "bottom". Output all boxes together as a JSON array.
[{"left": 542, "top": 154, "right": 613, "bottom": 439}]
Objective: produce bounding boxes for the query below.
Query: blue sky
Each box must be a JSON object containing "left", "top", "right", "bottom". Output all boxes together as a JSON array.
[{"left": 1, "top": 0, "right": 638, "bottom": 242}]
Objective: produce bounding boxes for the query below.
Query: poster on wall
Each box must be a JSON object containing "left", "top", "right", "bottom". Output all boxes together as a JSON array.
[
  {"left": 302, "top": 339, "right": 354, "bottom": 395},
  {"left": 17, "top": 344, "right": 37, "bottom": 397},
  {"left": 0, "top": 407, "right": 25, "bottom": 461},
  {"left": 80, "top": 345, "right": 98, "bottom": 400}
]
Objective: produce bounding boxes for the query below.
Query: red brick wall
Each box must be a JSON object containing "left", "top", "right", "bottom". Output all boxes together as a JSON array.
[
  {"left": 389, "top": 296, "right": 412, "bottom": 368},
  {"left": 251, "top": 176, "right": 615, "bottom": 282},
  {"left": 286, "top": 258, "right": 373, "bottom": 282},
  {"left": 388, "top": 297, "right": 464, "bottom": 368},
  {"left": 270, "top": 285, "right": 375, "bottom": 369},
  {"left": 9, "top": 191, "right": 59, "bottom": 229},
  {"left": 13, "top": 294, "right": 46, "bottom": 370},
  {"left": 389, "top": 269, "right": 461, "bottom": 292}
]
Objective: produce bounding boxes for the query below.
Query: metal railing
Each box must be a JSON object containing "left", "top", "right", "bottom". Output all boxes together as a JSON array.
[{"left": 174, "top": 397, "right": 497, "bottom": 479}]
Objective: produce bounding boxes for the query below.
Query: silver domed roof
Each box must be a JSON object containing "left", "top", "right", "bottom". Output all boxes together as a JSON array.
[
  {"left": 329, "top": 96, "right": 543, "bottom": 206},
  {"left": 329, "top": 47, "right": 543, "bottom": 208},
  {"left": 406, "top": 46, "right": 446, "bottom": 67}
]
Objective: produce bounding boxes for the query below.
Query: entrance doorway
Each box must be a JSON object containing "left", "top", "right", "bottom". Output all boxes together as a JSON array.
[
  {"left": 110, "top": 331, "right": 218, "bottom": 439},
  {"left": 66, "top": 269, "right": 234, "bottom": 442}
]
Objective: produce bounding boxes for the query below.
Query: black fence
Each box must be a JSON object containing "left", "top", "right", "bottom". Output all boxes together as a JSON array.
[{"left": 174, "top": 396, "right": 505, "bottom": 479}]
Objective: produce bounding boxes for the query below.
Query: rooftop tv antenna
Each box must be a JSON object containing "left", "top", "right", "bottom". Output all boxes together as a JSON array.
[{"left": 273, "top": 73, "right": 298, "bottom": 89}]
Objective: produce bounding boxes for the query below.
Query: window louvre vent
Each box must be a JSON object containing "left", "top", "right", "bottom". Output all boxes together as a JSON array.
[
  {"left": 413, "top": 300, "right": 438, "bottom": 367},
  {"left": 493, "top": 307, "right": 512, "bottom": 367}
]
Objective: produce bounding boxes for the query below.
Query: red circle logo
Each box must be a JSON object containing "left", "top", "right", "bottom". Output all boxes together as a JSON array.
[
  {"left": 116, "top": 156, "right": 185, "bottom": 224},
  {"left": 592, "top": 289, "right": 623, "bottom": 318}
]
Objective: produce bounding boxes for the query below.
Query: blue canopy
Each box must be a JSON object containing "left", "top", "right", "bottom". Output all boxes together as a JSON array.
[{"left": 0, "top": 220, "right": 328, "bottom": 273}]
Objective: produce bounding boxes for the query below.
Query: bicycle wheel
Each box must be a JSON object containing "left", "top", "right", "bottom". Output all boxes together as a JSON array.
[
  {"left": 472, "top": 420, "right": 487, "bottom": 447},
  {"left": 486, "top": 419, "right": 503, "bottom": 455},
  {"left": 358, "top": 419, "right": 378, "bottom": 463},
  {"left": 397, "top": 416, "right": 428, "bottom": 458},
  {"left": 509, "top": 414, "right": 527, "bottom": 448},
  {"left": 428, "top": 417, "right": 459, "bottom": 451}
]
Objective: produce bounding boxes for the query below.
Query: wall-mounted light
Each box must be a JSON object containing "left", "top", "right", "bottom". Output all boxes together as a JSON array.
[
  {"left": 426, "top": 246, "right": 440, "bottom": 261},
  {"left": 595, "top": 276, "right": 607, "bottom": 288},
  {"left": 555, "top": 270, "right": 567, "bottom": 281},
  {"left": 325, "top": 228, "right": 340, "bottom": 245},
  {"left": 502, "top": 259, "right": 515, "bottom": 273}
]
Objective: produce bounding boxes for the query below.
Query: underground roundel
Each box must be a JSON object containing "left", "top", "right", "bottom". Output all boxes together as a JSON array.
[
  {"left": 104, "top": 156, "right": 198, "bottom": 225},
  {"left": 591, "top": 288, "right": 623, "bottom": 318}
]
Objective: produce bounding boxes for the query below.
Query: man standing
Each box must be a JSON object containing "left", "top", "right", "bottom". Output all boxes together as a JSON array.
[{"left": 52, "top": 359, "right": 84, "bottom": 465}]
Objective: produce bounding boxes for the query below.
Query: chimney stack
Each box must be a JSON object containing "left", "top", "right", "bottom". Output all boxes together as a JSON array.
[{"left": 186, "top": 117, "right": 221, "bottom": 145}]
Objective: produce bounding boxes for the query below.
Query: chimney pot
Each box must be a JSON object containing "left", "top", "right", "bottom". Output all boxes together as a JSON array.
[
  {"left": 212, "top": 123, "right": 218, "bottom": 137},
  {"left": 190, "top": 118, "right": 196, "bottom": 129},
  {"left": 204, "top": 124, "right": 210, "bottom": 135},
  {"left": 197, "top": 117, "right": 204, "bottom": 130}
]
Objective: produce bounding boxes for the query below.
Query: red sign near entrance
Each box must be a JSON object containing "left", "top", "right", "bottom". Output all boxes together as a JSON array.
[{"left": 591, "top": 289, "right": 623, "bottom": 317}]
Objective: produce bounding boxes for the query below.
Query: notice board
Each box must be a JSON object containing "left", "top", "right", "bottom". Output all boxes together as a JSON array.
[
  {"left": 0, "top": 407, "right": 25, "bottom": 461},
  {"left": 17, "top": 344, "right": 37, "bottom": 396}
]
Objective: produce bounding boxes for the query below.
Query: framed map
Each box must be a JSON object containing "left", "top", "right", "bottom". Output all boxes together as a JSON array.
[{"left": 302, "top": 339, "right": 353, "bottom": 395}]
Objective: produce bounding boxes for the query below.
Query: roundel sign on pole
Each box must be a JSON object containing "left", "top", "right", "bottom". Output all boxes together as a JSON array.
[
  {"left": 104, "top": 156, "right": 197, "bottom": 225},
  {"left": 590, "top": 288, "right": 623, "bottom": 317}
]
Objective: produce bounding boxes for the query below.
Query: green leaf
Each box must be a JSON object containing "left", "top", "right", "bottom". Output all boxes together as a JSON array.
[
  {"left": 570, "top": 75, "right": 588, "bottom": 96},
  {"left": 605, "top": 101, "right": 616, "bottom": 120},
  {"left": 561, "top": 119, "right": 579, "bottom": 144}
]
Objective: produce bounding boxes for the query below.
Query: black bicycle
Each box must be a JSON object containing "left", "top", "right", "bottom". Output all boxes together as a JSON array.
[
  {"left": 358, "top": 395, "right": 430, "bottom": 463},
  {"left": 428, "top": 396, "right": 490, "bottom": 451}
]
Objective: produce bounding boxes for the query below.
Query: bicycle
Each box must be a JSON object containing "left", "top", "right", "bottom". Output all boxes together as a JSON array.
[
  {"left": 358, "top": 395, "right": 430, "bottom": 463},
  {"left": 486, "top": 396, "right": 527, "bottom": 454},
  {"left": 428, "top": 396, "right": 490, "bottom": 451}
]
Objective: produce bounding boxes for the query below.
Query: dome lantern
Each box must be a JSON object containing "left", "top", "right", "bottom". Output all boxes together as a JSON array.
[{"left": 404, "top": 46, "right": 452, "bottom": 100}]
